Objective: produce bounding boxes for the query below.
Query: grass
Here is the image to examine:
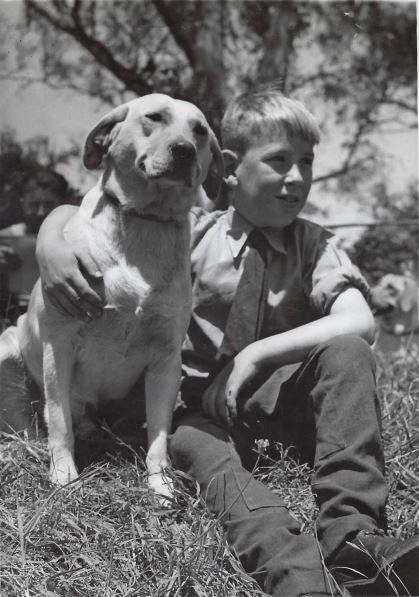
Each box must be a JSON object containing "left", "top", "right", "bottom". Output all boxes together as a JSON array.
[{"left": 0, "top": 345, "right": 418, "bottom": 597}]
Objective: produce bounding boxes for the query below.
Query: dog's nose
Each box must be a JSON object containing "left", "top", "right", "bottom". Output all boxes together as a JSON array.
[{"left": 170, "top": 141, "right": 196, "bottom": 161}]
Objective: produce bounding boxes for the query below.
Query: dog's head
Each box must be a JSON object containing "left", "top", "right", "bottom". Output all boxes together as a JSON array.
[
  {"left": 371, "top": 273, "right": 418, "bottom": 335},
  {"left": 83, "top": 94, "right": 223, "bottom": 218}
]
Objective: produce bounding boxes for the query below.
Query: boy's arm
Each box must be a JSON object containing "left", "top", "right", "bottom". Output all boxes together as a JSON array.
[
  {"left": 203, "top": 287, "right": 375, "bottom": 425},
  {"left": 36, "top": 205, "right": 103, "bottom": 319}
]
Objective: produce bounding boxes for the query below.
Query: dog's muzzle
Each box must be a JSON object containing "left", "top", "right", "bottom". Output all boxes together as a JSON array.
[
  {"left": 170, "top": 140, "right": 196, "bottom": 162},
  {"left": 140, "top": 140, "right": 198, "bottom": 187},
  {"left": 169, "top": 141, "right": 197, "bottom": 184}
]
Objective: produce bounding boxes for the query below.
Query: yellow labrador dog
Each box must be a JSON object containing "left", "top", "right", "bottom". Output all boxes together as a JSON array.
[{"left": 0, "top": 94, "right": 223, "bottom": 497}]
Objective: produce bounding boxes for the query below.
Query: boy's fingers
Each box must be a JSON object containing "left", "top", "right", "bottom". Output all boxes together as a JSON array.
[
  {"left": 45, "top": 283, "right": 94, "bottom": 320},
  {"left": 202, "top": 389, "right": 216, "bottom": 420},
  {"left": 226, "top": 386, "right": 238, "bottom": 422},
  {"left": 77, "top": 254, "right": 103, "bottom": 280},
  {"left": 74, "top": 293, "right": 103, "bottom": 317},
  {"left": 47, "top": 292, "right": 79, "bottom": 318},
  {"left": 204, "top": 388, "right": 224, "bottom": 423},
  {"left": 211, "top": 391, "right": 230, "bottom": 427},
  {"left": 59, "top": 289, "right": 92, "bottom": 319},
  {"left": 66, "top": 287, "right": 101, "bottom": 320},
  {"left": 69, "top": 276, "right": 103, "bottom": 315},
  {"left": 71, "top": 272, "right": 101, "bottom": 299}
]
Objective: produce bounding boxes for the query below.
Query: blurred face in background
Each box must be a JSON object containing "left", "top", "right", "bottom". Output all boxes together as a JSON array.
[{"left": 21, "top": 176, "right": 63, "bottom": 234}]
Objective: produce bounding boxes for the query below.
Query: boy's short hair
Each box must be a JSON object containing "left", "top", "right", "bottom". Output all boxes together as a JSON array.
[{"left": 221, "top": 89, "right": 321, "bottom": 155}]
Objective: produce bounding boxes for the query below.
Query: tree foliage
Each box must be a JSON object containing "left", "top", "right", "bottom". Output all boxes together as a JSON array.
[
  {"left": 1, "top": 0, "right": 417, "bottom": 191},
  {"left": 349, "top": 182, "right": 418, "bottom": 283},
  {"left": 0, "top": 131, "right": 79, "bottom": 227}
]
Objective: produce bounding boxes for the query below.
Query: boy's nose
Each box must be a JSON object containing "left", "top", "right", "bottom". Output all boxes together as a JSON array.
[{"left": 285, "top": 163, "right": 303, "bottom": 184}]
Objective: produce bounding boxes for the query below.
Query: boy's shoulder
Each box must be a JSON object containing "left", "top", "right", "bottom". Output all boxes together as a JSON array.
[
  {"left": 189, "top": 206, "right": 229, "bottom": 246},
  {"left": 190, "top": 205, "right": 227, "bottom": 224}
]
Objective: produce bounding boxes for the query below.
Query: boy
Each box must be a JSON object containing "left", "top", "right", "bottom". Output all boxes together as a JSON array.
[{"left": 34, "top": 90, "right": 418, "bottom": 596}]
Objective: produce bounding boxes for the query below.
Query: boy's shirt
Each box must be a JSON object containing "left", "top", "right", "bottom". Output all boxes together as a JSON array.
[{"left": 182, "top": 206, "right": 370, "bottom": 379}]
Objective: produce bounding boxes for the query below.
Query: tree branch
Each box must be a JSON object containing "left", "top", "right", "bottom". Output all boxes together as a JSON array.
[
  {"left": 0, "top": 72, "right": 119, "bottom": 103},
  {"left": 312, "top": 157, "right": 372, "bottom": 184},
  {"left": 384, "top": 98, "right": 418, "bottom": 115},
  {"left": 26, "top": 0, "right": 152, "bottom": 96},
  {"left": 152, "top": 0, "right": 196, "bottom": 66}
]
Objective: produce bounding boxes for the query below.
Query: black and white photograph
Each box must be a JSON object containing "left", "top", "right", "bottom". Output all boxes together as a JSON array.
[{"left": 0, "top": 1, "right": 418, "bottom": 595}]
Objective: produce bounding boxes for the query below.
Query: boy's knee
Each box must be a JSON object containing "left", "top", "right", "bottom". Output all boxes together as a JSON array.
[
  {"left": 314, "top": 334, "right": 374, "bottom": 372},
  {"left": 170, "top": 413, "right": 229, "bottom": 471},
  {"left": 169, "top": 418, "right": 199, "bottom": 468}
]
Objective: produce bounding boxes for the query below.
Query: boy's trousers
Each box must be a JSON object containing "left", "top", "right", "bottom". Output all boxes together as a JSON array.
[{"left": 171, "top": 335, "right": 388, "bottom": 597}]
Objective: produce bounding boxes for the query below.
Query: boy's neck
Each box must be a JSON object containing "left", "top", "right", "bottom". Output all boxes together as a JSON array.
[
  {"left": 229, "top": 207, "right": 287, "bottom": 254},
  {"left": 231, "top": 204, "right": 290, "bottom": 234}
]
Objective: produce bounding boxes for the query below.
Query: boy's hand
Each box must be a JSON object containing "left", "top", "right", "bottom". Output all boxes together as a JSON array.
[
  {"left": 37, "top": 242, "right": 104, "bottom": 320},
  {"left": 203, "top": 348, "right": 260, "bottom": 426}
]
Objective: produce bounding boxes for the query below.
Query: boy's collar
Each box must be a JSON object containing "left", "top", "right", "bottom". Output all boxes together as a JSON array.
[{"left": 226, "top": 206, "right": 287, "bottom": 258}]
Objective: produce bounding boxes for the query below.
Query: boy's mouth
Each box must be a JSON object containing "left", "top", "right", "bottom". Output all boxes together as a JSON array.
[{"left": 277, "top": 194, "right": 300, "bottom": 204}]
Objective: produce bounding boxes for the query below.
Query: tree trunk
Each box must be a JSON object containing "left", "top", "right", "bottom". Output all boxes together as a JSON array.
[{"left": 258, "top": 3, "right": 298, "bottom": 93}]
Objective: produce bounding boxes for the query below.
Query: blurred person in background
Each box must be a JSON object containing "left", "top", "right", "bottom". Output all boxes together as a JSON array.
[{"left": 0, "top": 169, "right": 71, "bottom": 325}]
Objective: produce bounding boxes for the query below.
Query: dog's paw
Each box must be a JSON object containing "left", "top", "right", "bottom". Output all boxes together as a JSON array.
[
  {"left": 148, "top": 471, "right": 174, "bottom": 506},
  {"left": 49, "top": 458, "right": 79, "bottom": 487}
]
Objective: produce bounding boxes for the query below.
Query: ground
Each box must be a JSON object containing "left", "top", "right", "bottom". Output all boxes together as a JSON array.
[{"left": 0, "top": 344, "right": 418, "bottom": 597}]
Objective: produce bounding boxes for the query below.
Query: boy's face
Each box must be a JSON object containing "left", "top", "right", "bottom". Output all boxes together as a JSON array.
[{"left": 232, "top": 134, "right": 314, "bottom": 229}]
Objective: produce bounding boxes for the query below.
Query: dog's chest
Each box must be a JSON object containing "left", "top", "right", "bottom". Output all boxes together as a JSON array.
[
  {"left": 76, "top": 306, "right": 144, "bottom": 352},
  {"left": 77, "top": 261, "right": 188, "bottom": 349},
  {"left": 60, "top": 202, "right": 191, "bottom": 399},
  {"left": 71, "top": 277, "right": 189, "bottom": 402},
  {"left": 102, "top": 261, "right": 153, "bottom": 314}
]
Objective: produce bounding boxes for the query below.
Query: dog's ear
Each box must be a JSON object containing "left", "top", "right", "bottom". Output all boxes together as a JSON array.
[
  {"left": 202, "top": 132, "right": 224, "bottom": 201},
  {"left": 83, "top": 103, "right": 130, "bottom": 170}
]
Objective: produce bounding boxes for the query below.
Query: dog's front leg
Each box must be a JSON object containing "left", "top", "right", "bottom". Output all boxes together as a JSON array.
[
  {"left": 144, "top": 353, "right": 182, "bottom": 499},
  {"left": 43, "top": 341, "right": 78, "bottom": 486}
]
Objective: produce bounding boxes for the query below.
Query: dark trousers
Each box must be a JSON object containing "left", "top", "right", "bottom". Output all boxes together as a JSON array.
[{"left": 170, "top": 335, "right": 388, "bottom": 596}]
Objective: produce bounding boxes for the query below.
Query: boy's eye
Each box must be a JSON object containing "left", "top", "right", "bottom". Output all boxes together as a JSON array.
[{"left": 267, "top": 154, "right": 287, "bottom": 166}]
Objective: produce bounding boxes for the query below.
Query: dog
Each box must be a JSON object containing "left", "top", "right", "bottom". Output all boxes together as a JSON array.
[
  {"left": 0, "top": 94, "right": 223, "bottom": 497},
  {"left": 370, "top": 273, "right": 419, "bottom": 354}
]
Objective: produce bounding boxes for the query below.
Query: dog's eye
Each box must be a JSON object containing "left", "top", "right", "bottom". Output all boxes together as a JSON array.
[
  {"left": 194, "top": 123, "right": 208, "bottom": 136},
  {"left": 146, "top": 113, "right": 163, "bottom": 122}
]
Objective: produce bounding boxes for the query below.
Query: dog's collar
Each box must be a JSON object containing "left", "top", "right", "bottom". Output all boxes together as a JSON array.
[{"left": 104, "top": 192, "right": 176, "bottom": 224}]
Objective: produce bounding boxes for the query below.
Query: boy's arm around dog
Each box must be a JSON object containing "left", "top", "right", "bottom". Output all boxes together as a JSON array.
[{"left": 36, "top": 205, "right": 104, "bottom": 319}]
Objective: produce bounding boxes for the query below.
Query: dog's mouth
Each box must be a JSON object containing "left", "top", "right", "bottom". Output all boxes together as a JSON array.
[{"left": 138, "top": 158, "right": 196, "bottom": 188}]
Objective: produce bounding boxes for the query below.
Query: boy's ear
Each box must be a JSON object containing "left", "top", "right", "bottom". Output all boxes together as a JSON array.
[
  {"left": 222, "top": 149, "right": 239, "bottom": 187},
  {"left": 222, "top": 149, "right": 239, "bottom": 174}
]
